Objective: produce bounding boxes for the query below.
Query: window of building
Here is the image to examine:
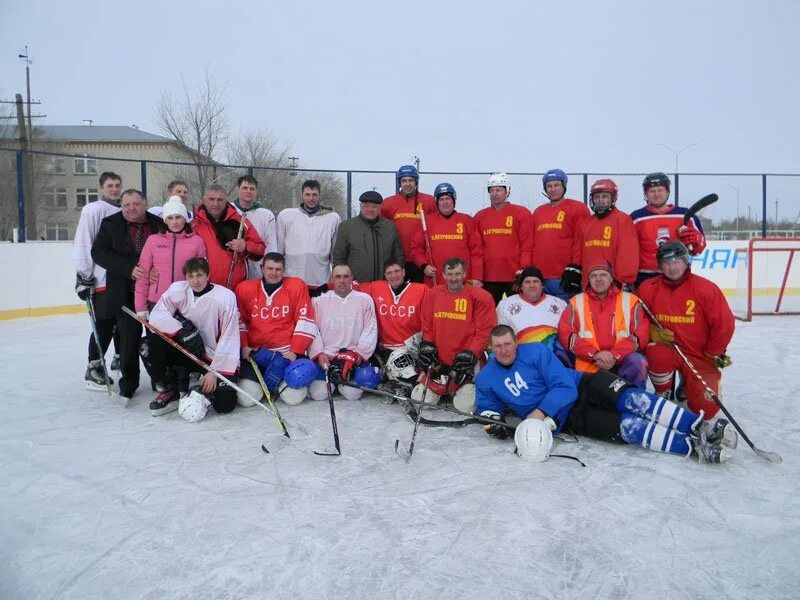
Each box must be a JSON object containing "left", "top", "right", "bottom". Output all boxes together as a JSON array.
[
  {"left": 74, "top": 156, "right": 98, "bottom": 175},
  {"left": 43, "top": 187, "right": 68, "bottom": 208},
  {"left": 76, "top": 188, "right": 99, "bottom": 208},
  {"left": 47, "top": 156, "right": 66, "bottom": 174},
  {"left": 44, "top": 222, "right": 69, "bottom": 241}
]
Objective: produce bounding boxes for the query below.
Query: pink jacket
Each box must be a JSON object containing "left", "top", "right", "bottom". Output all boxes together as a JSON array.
[{"left": 134, "top": 231, "right": 207, "bottom": 312}]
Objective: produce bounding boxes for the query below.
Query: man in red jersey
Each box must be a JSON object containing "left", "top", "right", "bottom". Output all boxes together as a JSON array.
[
  {"left": 630, "top": 172, "right": 707, "bottom": 288},
  {"left": 193, "top": 184, "right": 266, "bottom": 289},
  {"left": 235, "top": 252, "right": 317, "bottom": 406},
  {"left": 410, "top": 182, "right": 484, "bottom": 287},
  {"left": 531, "top": 169, "right": 590, "bottom": 301},
  {"left": 638, "top": 241, "right": 735, "bottom": 430},
  {"left": 380, "top": 165, "right": 436, "bottom": 284},
  {"left": 474, "top": 172, "right": 533, "bottom": 304},
  {"left": 412, "top": 257, "right": 496, "bottom": 411},
  {"left": 569, "top": 179, "right": 639, "bottom": 291}
]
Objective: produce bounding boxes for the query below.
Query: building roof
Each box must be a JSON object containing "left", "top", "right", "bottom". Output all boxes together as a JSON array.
[{"left": 1, "top": 125, "right": 175, "bottom": 143}]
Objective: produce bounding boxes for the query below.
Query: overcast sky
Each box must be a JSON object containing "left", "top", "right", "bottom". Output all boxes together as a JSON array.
[{"left": 2, "top": 0, "right": 799, "bottom": 220}]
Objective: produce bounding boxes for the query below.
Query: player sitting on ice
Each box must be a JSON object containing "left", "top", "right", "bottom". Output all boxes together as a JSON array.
[
  {"left": 476, "top": 325, "right": 736, "bottom": 463},
  {"left": 147, "top": 258, "right": 241, "bottom": 421},
  {"left": 235, "top": 252, "right": 318, "bottom": 407},
  {"left": 411, "top": 257, "right": 496, "bottom": 412},
  {"left": 307, "top": 265, "right": 379, "bottom": 401}
]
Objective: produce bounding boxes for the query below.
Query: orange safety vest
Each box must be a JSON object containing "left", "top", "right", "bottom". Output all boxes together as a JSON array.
[{"left": 569, "top": 291, "right": 635, "bottom": 373}]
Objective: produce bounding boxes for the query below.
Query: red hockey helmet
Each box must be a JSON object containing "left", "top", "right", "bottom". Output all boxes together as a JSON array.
[{"left": 589, "top": 179, "right": 618, "bottom": 216}]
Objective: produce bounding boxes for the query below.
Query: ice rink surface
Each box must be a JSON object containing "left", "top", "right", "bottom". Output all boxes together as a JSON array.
[{"left": 1, "top": 314, "right": 798, "bottom": 600}]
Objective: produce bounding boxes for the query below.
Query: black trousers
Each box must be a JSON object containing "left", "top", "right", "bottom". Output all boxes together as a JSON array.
[
  {"left": 565, "top": 371, "right": 634, "bottom": 442},
  {"left": 115, "top": 309, "right": 143, "bottom": 397}
]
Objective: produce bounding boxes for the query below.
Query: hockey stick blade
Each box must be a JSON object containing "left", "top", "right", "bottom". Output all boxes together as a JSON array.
[
  {"left": 313, "top": 447, "right": 341, "bottom": 456},
  {"left": 754, "top": 448, "right": 782, "bottom": 464},
  {"left": 683, "top": 193, "right": 718, "bottom": 225}
]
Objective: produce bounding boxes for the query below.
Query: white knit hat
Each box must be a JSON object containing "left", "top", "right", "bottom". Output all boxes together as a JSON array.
[{"left": 162, "top": 196, "right": 189, "bottom": 221}]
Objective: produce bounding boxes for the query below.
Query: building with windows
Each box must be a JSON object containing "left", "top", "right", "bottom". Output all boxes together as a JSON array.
[{"left": 0, "top": 124, "right": 199, "bottom": 240}]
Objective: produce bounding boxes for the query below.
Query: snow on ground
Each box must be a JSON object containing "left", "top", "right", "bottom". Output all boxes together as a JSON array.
[{"left": 1, "top": 314, "right": 798, "bottom": 600}]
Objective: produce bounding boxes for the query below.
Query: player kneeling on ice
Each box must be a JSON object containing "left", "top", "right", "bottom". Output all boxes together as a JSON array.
[
  {"left": 411, "top": 257, "right": 496, "bottom": 411},
  {"left": 307, "top": 265, "right": 379, "bottom": 401},
  {"left": 147, "top": 258, "right": 240, "bottom": 421},
  {"left": 235, "top": 252, "right": 317, "bottom": 406},
  {"left": 475, "top": 325, "right": 737, "bottom": 463}
]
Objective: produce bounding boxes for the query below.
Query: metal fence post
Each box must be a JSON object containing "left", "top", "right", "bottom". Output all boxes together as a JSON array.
[
  {"left": 674, "top": 173, "right": 680, "bottom": 206},
  {"left": 582, "top": 173, "right": 588, "bottom": 205},
  {"left": 16, "top": 150, "right": 26, "bottom": 242},
  {"left": 247, "top": 166, "right": 254, "bottom": 177},
  {"left": 346, "top": 171, "right": 352, "bottom": 218},
  {"left": 140, "top": 160, "right": 148, "bottom": 199},
  {"left": 761, "top": 174, "right": 767, "bottom": 238}
]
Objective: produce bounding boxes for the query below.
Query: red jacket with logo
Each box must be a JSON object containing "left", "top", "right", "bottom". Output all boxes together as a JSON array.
[
  {"left": 474, "top": 203, "right": 533, "bottom": 282},
  {"left": 573, "top": 208, "right": 639, "bottom": 286},
  {"left": 381, "top": 192, "right": 436, "bottom": 262},
  {"left": 530, "top": 198, "right": 590, "bottom": 279},
  {"left": 410, "top": 211, "right": 484, "bottom": 286}
]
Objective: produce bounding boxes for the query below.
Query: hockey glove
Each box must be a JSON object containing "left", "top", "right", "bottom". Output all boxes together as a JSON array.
[
  {"left": 417, "top": 341, "right": 439, "bottom": 370},
  {"left": 174, "top": 314, "right": 205, "bottom": 358},
  {"left": 480, "top": 411, "right": 510, "bottom": 439},
  {"left": 560, "top": 264, "right": 582, "bottom": 294},
  {"left": 708, "top": 352, "right": 733, "bottom": 369},
  {"left": 309, "top": 283, "right": 329, "bottom": 298},
  {"left": 75, "top": 273, "right": 96, "bottom": 301},
  {"left": 677, "top": 225, "right": 701, "bottom": 251},
  {"left": 329, "top": 349, "right": 360, "bottom": 383},
  {"left": 450, "top": 350, "right": 478, "bottom": 386},
  {"left": 649, "top": 324, "right": 675, "bottom": 345}
]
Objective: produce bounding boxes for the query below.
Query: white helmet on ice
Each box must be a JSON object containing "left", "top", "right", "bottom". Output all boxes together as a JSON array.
[
  {"left": 386, "top": 349, "right": 417, "bottom": 380},
  {"left": 514, "top": 419, "right": 553, "bottom": 462},
  {"left": 179, "top": 391, "right": 210, "bottom": 423},
  {"left": 487, "top": 172, "right": 511, "bottom": 196}
]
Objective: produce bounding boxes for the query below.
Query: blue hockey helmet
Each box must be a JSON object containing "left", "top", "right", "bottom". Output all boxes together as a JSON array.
[
  {"left": 396, "top": 165, "right": 419, "bottom": 191},
  {"left": 542, "top": 169, "right": 568, "bottom": 190},
  {"left": 353, "top": 365, "right": 383, "bottom": 389},
  {"left": 284, "top": 358, "right": 317, "bottom": 388},
  {"left": 434, "top": 182, "right": 457, "bottom": 202}
]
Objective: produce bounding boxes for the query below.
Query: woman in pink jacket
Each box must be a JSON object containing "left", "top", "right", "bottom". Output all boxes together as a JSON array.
[{"left": 135, "top": 197, "right": 207, "bottom": 317}]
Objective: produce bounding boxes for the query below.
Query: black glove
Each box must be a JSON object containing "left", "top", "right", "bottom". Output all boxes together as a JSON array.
[
  {"left": 417, "top": 341, "right": 438, "bottom": 370},
  {"left": 450, "top": 350, "right": 477, "bottom": 385},
  {"left": 174, "top": 314, "right": 205, "bottom": 358},
  {"left": 481, "top": 411, "right": 510, "bottom": 439},
  {"left": 75, "top": 273, "right": 96, "bottom": 301},
  {"left": 560, "top": 264, "right": 582, "bottom": 294},
  {"left": 329, "top": 349, "right": 360, "bottom": 383},
  {"left": 309, "top": 283, "right": 329, "bottom": 298}
]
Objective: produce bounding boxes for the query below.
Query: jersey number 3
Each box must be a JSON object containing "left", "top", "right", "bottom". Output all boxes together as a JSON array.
[{"left": 504, "top": 372, "right": 529, "bottom": 397}]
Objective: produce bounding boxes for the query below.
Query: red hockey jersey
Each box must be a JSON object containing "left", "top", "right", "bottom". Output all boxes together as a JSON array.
[
  {"left": 630, "top": 204, "right": 706, "bottom": 275},
  {"left": 235, "top": 276, "right": 316, "bottom": 355},
  {"left": 421, "top": 284, "right": 496, "bottom": 365},
  {"left": 381, "top": 192, "right": 436, "bottom": 263},
  {"left": 530, "top": 198, "right": 590, "bottom": 279},
  {"left": 573, "top": 208, "right": 639, "bottom": 286},
  {"left": 474, "top": 203, "right": 533, "bottom": 282},
  {"left": 356, "top": 280, "right": 428, "bottom": 350},
  {"left": 410, "top": 212, "right": 484, "bottom": 285}
]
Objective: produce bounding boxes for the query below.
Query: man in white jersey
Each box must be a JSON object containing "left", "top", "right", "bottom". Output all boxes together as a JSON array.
[
  {"left": 232, "top": 175, "right": 276, "bottom": 280},
  {"left": 148, "top": 257, "right": 241, "bottom": 418},
  {"left": 72, "top": 171, "right": 123, "bottom": 389},
  {"left": 307, "top": 265, "right": 378, "bottom": 401},
  {"left": 276, "top": 179, "right": 341, "bottom": 286},
  {"left": 147, "top": 180, "right": 193, "bottom": 221}
]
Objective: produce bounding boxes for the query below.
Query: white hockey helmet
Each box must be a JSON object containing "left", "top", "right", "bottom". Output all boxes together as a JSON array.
[
  {"left": 179, "top": 391, "right": 210, "bottom": 423},
  {"left": 514, "top": 419, "right": 553, "bottom": 462},
  {"left": 386, "top": 349, "right": 417, "bottom": 380},
  {"left": 487, "top": 172, "right": 511, "bottom": 196}
]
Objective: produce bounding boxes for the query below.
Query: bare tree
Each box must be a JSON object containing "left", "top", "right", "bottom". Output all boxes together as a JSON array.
[
  {"left": 227, "top": 129, "right": 294, "bottom": 209},
  {"left": 155, "top": 69, "right": 228, "bottom": 197}
]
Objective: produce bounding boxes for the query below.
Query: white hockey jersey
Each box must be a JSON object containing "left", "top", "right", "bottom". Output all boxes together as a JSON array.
[
  {"left": 276, "top": 207, "right": 341, "bottom": 286},
  {"left": 71, "top": 199, "right": 121, "bottom": 292},
  {"left": 496, "top": 293, "right": 567, "bottom": 349},
  {"left": 308, "top": 289, "right": 377, "bottom": 361},
  {"left": 234, "top": 206, "right": 277, "bottom": 280},
  {"left": 149, "top": 281, "right": 241, "bottom": 376}
]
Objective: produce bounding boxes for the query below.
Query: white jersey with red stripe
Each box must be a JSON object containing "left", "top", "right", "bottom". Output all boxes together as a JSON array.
[
  {"left": 71, "top": 199, "right": 121, "bottom": 292},
  {"left": 308, "top": 289, "right": 378, "bottom": 361},
  {"left": 356, "top": 280, "right": 427, "bottom": 351},
  {"left": 235, "top": 277, "right": 316, "bottom": 356},
  {"left": 149, "top": 281, "right": 241, "bottom": 376},
  {"left": 496, "top": 293, "right": 567, "bottom": 349},
  {"left": 234, "top": 206, "right": 277, "bottom": 280}
]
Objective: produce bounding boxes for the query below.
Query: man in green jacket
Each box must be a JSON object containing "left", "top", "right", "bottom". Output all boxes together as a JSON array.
[{"left": 332, "top": 191, "right": 404, "bottom": 282}]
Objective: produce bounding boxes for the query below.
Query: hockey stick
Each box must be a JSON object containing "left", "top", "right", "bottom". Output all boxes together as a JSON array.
[
  {"left": 638, "top": 299, "right": 782, "bottom": 463},
  {"left": 85, "top": 297, "right": 116, "bottom": 401},
  {"left": 681, "top": 193, "right": 718, "bottom": 252},
  {"left": 226, "top": 212, "right": 248, "bottom": 288},
  {"left": 419, "top": 210, "right": 437, "bottom": 287},
  {"left": 248, "top": 357, "right": 290, "bottom": 440},
  {"left": 314, "top": 370, "right": 341, "bottom": 456},
  {"left": 395, "top": 366, "right": 433, "bottom": 460},
  {"left": 122, "top": 306, "right": 278, "bottom": 452}
]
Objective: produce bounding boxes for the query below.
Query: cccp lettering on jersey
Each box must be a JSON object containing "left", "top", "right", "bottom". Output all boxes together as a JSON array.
[
  {"left": 253, "top": 305, "right": 291, "bottom": 320},
  {"left": 378, "top": 303, "right": 416, "bottom": 318}
]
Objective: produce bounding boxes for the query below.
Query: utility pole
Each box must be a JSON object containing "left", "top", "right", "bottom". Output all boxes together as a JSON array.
[
  {"left": 412, "top": 156, "right": 420, "bottom": 171},
  {"left": 18, "top": 46, "right": 33, "bottom": 140},
  {"left": 15, "top": 94, "right": 36, "bottom": 240}
]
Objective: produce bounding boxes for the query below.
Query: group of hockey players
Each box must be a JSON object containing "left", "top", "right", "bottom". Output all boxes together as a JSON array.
[{"left": 72, "top": 164, "right": 738, "bottom": 464}]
